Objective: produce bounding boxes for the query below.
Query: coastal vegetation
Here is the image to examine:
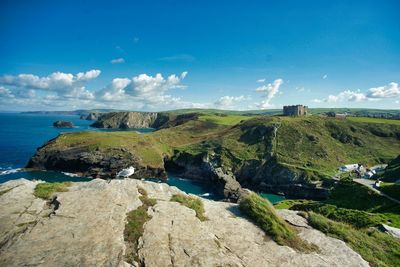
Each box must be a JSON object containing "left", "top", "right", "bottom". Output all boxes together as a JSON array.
[
  {"left": 375, "top": 155, "right": 400, "bottom": 182},
  {"left": 239, "top": 193, "right": 318, "bottom": 252},
  {"left": 276, "top": 180, "right": 400, "bottom": 266},
  {"left": 34, "top": 182, "right": 71, "bottom": 199},
  {"left": 170, "top": 194, "right": 207, "bottom": 221},
  {"left": 124, "top": 187, "right": 157, "bottom": 263},
  {"left": 30, "top": 114, "right": 400, "bottom": 184},
  {"left": 347, "top": 116, "right": 400, "bottom": 125},
  {"left": 304, "top": 212, "right": 400, "bottom": 267},
  {"left": 276, "top": 181, "right": 400, "bottom": 228}
]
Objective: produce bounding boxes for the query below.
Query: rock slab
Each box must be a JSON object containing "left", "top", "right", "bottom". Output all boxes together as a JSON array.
[{"left": 0, "top": 179, "right": 369, "bottom": 267}]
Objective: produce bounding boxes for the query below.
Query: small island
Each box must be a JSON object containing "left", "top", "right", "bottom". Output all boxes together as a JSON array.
[{"left": 53, "top": 120, "right": 74, "bottom": 128}]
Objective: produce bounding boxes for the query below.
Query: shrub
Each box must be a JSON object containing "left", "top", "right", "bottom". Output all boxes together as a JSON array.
[{"left": 239, "top": 193, "right": 318, "bottom": 252}]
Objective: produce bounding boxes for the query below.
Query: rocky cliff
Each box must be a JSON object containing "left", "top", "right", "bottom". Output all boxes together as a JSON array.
[
  {"left": 28, "top": 115, "right": 400, "bottom": 200},
  {"left": 0, "top": 178, "right": 369, "bottom": 267},
  {"left": 91, "top": 112, "right": 162, "bottom": 129}
]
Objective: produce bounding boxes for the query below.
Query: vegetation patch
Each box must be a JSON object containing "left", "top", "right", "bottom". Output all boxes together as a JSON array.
[
  {"left": 376, "top": 155, "right": 400, "bottom": 183},
  {"left": 239, "top": 193, "right": 318, "bottom": 252},
  {"left": 304, "top": 211, "right": 400, "bottom": 267},
  {"left": 198, "top": 114, "right": 255, "bottom": 125},
  {"left": 34, "top": 182, "right": 71, "bottom": 199},
  {"left": 170, "top": 194, "right": 207, "bottom": 221},
  {"left": 380, "top": 182, "right": 400, "bottom": 201},
  {"left": 276, "top": 181, "right": 400, "bottom": 228},
  {"left": 124, "top": 187, "right": 157, "bottom": 263},
  {"left": 347, "top": 116, "right": 400, "bottom": 125}
]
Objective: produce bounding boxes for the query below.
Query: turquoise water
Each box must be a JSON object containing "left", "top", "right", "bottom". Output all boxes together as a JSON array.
[
  {"left": 146, "top": 174, "right": 222, "bottom": 201},
  {"left": 259, "top": 192, "right": 286, "bottom": 204},
  {"left": 0, "top": 113, "right": 285, "bottom": 203}
]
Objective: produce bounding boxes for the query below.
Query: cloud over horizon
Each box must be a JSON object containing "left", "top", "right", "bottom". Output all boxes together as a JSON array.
[{"left": 312, "top": 82, "right": 399, "bottom": 104}]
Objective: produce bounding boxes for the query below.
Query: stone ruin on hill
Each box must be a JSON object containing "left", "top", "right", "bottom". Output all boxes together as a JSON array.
[{"left": 283, "top": 105, "right": 309, "bottom": 116}]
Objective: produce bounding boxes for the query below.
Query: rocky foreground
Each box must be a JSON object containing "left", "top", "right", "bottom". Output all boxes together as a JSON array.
[{"left": 0, "top": 179, "right": 368, "bottom": 267}]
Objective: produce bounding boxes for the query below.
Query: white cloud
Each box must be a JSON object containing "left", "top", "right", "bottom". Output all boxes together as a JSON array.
[
  {"left": 110, "top": 58, "right": 125, "bottom": 64},
  {"left": 0, "top": 70, "right": 100, "bottom": 100},
  {"left": 98, "top": 72, "right": 189, "bottom": 109},
  {"left": 257, "top": 79, "right": 266, "bottom": 83},
  {"left": 312, "top": 82, "right": 399, "bottom": 104},
  {"left": 322, "top": 74, "right": 328, "bottom": 79},
  {"left": 366, "top": 82, "right": 399, "bottom": 99},
  {"left": 76, "top": 70, "right": 101, "bottom": 80},
  {"left": 255, "top": 78, "right": 283, "bottom": 109},
  {"left": 99, "top": 78, "right": 132, "bottom": 101},
  {"left": 214, "top": 95, "right": 248, "bottom": 109}
]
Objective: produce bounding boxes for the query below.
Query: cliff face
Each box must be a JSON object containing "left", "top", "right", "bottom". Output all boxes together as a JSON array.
[
  {"left": 90, "top": 111, "right": 199, "bottom": 129},
  {"left": 91, "top": 112, "right": 162, "bottom": 129},
  {"left": 0, "top": 178, "right": 368, "bottom": 267}
]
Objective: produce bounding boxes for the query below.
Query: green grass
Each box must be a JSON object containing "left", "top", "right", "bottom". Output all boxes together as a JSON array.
[
  {"left": 380, "top": 182, "right": 400, "bottom": 201},
  {"left": 34, "top": 182, "right": 71, "bottom": 199},
  {"left": 305, "top": 212, "right": 400, "bottom": 267},
  {"left": 277, "top": 181, "right": 400, "bottom": 228},
  {"left": 347, "top": 116, "right": 400, "bottom": 125},
  {"left": 170, "top": 194, "right": 207, "bottom": 221},
  {"left": 37, "top": 114, "right": 400, "bottom": 185},
  {"left": 376, "top": 155, "right": 400, "bottom": 182},
  {"left": 239, "top": 193, "right": 318, "bottom": 252},
  {"left": 198, "top": 114, "right": 255, "bottom": 125},
  {"left": 124, "top": 187, "right": 157, "bottom": 263}
]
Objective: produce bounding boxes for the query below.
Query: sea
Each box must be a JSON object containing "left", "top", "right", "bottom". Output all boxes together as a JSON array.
[{"left": 0, "top": 112, "right": 285, "bottom": 203}]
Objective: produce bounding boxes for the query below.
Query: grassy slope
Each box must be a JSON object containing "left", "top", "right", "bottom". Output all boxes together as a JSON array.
[
  {"left": 347, "top": 116, "right": 400, "bottom": 125},
  {"left": 306, "top": 212, "right": 400, "bottom": 267},
  {"left": 276, "top": 181, "right": 400, "bottom": 266},
  {"left": 380, "top": 182, "right": 400, "bottom": 201},
  {"left": 376, "top": 155, "right": 400, "bottom": 182},
  {"left": 46, "top": 115, "right": 400, "bottom": 179},
  {"left": 276, "top": 181, "right": 400, "bottom": 228}
]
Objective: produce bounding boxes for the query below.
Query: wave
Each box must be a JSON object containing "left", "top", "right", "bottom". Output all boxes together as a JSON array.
[
  {"left": 200, "top": 193, "right": 211, "bottom": 197},
  {"left": 61, "top": 172, "right": 79, "bottom": 177},
  {"left": 0, "top": 168, "right": 22, "bottom": 175}
]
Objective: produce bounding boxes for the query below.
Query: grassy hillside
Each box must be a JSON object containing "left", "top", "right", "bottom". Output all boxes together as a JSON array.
[
  {"left": 276, "top": 181, "right": 400, "bottom": 228},
  {"left": 276, "top": 180, "right": 400, "bottom": 266},
  {"left": 376, "top": 155, "right": 400, "bottom": 182},
  {"left": 40, "top": 114, "right": 400, "bottom": 180},
  {"left": 347, "top": 116, "right": 400, "bottom": 125}
]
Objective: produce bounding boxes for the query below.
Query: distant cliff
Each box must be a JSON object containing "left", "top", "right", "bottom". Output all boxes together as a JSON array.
[{"left": 91, "top": 111, "right": 198, "bottom": 129}]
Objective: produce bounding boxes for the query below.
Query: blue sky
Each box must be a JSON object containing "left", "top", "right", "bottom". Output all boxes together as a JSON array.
[{"left": 0, "top": 0, "right": 399, "bottom": 111}]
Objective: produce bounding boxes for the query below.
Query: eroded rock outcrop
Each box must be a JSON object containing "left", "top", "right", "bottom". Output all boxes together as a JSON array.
[
  {"left": 27, "top": 144, "right": 166, "bottom": 179},
  {"left": 0, "top": 179, "right": 368, "bottom": 267},
  {"left": 53, "top": 120, "right": 74, "bottom": 128},
  {"left": 90, "top": 111, "right": 199, "bottom": 129}
]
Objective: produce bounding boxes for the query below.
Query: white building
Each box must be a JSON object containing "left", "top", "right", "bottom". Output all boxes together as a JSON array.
[{"left": 339, "top": 164, "right": 359, "bottom": 172}]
